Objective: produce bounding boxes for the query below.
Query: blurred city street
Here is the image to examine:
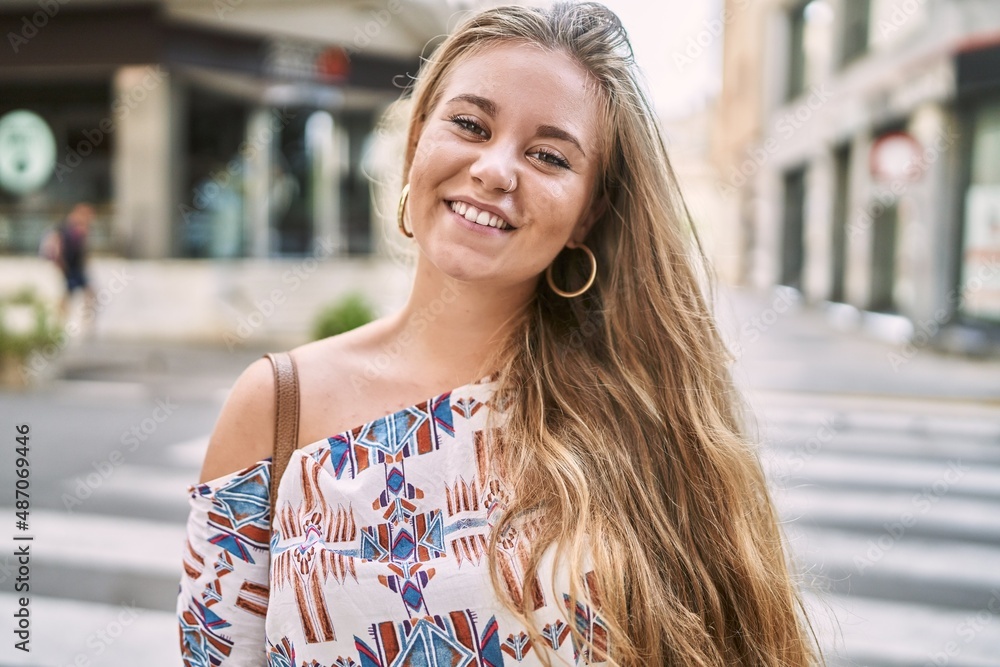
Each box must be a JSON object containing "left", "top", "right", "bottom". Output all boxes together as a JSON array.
[
  {"left": 0, "top": 287, "right": 998, "bottom": 666},
  {"left": 720, "top": 289, "right": 1000, "bottom": 667},
  {"left": 2, "top": 0, "right": 1000, "bottom": 665}
]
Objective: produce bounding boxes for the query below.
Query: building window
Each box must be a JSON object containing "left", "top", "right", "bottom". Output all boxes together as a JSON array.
[
  {"left": 786, "top": 1, "right": 834, "bottom": 102},
  {"left": 341, "top": 112, "right": 375, "bottom": 255},
  {"left": 841, "top": 0, "right": 872, "bottom": 66},
  {"left": 786, "top": 2, "right": 808, "bottom": 101},
  {"left": 959, "top": 98, "right": 1000, "bottom": 322},
  {"left": 175, "top": 93, "right": 377, "bottom": 259},
  {"left": 272, "top": 109, "right": 313, "bottom": 255},
  {"left": 179, "top": 92, "right": 248, "bottom": 258},
  {"left": 272, "top": 109, "right": 376, "bottom": 257},
  {"left": 830, "top": 143, "right": 851, "bottom": 303},
  {"left": 868, "top": 200, "right": 898, "bottom": 313},
  {"left": 780, "top": 166, "right": 808, "bottom": 290}
]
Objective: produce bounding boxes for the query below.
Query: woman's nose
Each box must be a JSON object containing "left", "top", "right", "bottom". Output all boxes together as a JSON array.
[{"left": 469, "top": 141, "right": 517, "bottom": 193}]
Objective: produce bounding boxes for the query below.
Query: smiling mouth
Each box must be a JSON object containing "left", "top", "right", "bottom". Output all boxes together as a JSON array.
[{"left": 447, "top": 200, "right": 514, "bottom": 231}]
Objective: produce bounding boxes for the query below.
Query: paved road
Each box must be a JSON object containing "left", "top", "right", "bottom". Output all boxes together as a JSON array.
[
  {"left": 0, "top": 344, "right": 259, "bottom": 667},
  {"left": 0, "top": 286, "right": 997, "bottom": 666},
  {"left": 757, "top": 390, "right": 1000, "bottom": 666}
]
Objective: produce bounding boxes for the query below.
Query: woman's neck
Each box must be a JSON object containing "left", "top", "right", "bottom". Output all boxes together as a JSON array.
[{"left": 382, "top": 255, "right": 536, "bottom": 384}]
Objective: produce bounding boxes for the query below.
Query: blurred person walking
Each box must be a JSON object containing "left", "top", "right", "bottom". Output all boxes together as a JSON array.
[{"left": 43, "top": 202, "right": 97, "bottom": 324}]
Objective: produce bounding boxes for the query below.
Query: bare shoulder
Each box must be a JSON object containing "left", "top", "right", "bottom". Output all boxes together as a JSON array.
[
  {"left": 198, "top": 356, "right": 277, "bottom": 483},
  {"left": 198, "top": 317, "right": 394, "bottom": 484},
  {"left": 289, "top": 316, "right": 398, "bottom": 445}
]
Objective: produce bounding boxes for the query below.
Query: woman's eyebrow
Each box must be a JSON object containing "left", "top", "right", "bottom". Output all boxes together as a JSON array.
[
  {"left": 537, "top": 124, "right": 585, "bottom": 157},
  {"left": 446, "top": 93, "right": 498, "bottom": 118},
  {"left": 447, "top": 93, "right": 586, "bottom": 156}
]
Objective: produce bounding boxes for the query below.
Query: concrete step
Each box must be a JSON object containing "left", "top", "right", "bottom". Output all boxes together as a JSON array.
[
  {"left": 0, "top": 508, "right": 186, "bottom": 612},
  {"left": 804, "top": 591, "right": 1000, "bottom": 667},
  {"left": 787, "top": 524, "right": 1000, "bottom": 611},
  {"left": 0, "top": 593, "right": 178, "bottom": 667}
]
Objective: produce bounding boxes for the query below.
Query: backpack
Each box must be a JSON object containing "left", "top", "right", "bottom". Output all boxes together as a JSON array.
[{"left": 38, "top": 228, "right": 62, "bottom": 263}]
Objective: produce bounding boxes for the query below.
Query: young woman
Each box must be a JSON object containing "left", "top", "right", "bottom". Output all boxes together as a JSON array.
[{"left": 178, "top": 3, "right": 818, "bottom": 665}]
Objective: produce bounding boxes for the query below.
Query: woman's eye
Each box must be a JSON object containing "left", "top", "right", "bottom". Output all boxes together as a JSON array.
[
  {"left": 450, "top": 116, "right": 487, "bottom": 138},
  {"left": 532, "top": 150, "right": 571, "bottom": 169}
]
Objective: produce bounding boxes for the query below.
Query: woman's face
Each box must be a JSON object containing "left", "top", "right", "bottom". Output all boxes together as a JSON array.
[{"left": 406, "top": 42, "right": 602, "bottom": 289}]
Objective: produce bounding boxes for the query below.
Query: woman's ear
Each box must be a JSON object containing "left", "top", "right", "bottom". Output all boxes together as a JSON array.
[
  {"left": 405, "top": 113, "right": 427, "bottom": 175},
  {"left": 571, "top": 194, "right": 607, "bottom": 245}
]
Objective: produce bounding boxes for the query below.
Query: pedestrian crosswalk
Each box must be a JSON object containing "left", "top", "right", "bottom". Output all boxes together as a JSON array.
[
  {"left": 755, "top": 390, "right": 1000, "bottom": 667},
  {"left": 0, "top": 593, "right": 178, "bottom": 667},
  {"left": 0, "top": 436, "right": 204, "bottom": 667},
  {"left": 2, "top": 391, "right": 999, "bottom": 666}
]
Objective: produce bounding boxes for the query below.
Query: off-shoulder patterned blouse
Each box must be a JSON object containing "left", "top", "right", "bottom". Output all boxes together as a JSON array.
[{"left": 177, "top": 374, "right": 607, "bottom": 667}]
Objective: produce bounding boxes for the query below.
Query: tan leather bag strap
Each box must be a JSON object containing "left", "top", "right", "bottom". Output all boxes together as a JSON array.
[{"left": 264, "top": 351, "right": 300, "bottom": 521}]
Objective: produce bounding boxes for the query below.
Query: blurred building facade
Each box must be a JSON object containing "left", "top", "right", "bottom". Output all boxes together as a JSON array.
[
  {"left": 714, "top": 0, "right": 1000, "bottom": 348},
  {"left": 0, "top": 0, "right": 454, "bottom": 341},
  {"left": 0, "top": 0, "right": 455, "bottom": 259}
]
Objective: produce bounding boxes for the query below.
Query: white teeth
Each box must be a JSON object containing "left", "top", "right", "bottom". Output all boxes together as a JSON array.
[{"left": 449, "top": 201, "right": 509, "bottom": 230}]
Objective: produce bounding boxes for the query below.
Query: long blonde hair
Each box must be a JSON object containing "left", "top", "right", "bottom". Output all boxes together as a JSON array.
[{"left": 400, "top": 3, "right": 817, "bottom": 664}]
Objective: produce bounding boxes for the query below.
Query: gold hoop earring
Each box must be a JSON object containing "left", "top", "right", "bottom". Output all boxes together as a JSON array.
[
  {"left": 397, "top": 184, "right": 414, "bottom": 238},
  {"left": 546, "top": 244, "right": 597, "bottom": 298}
]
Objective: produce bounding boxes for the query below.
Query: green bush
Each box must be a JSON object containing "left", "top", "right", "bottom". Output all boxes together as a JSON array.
[
  {"left": 312, "top": 293, "right": 376, "bottom": 341},
  {"left": 0, "top": 289, "right": 61, "bottom": 381}
]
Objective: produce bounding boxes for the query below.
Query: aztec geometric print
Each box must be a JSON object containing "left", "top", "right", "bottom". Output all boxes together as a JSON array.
[
  {"left": 271, "top": 455, "right": 358, "bottom": 644},
  {"left": 321, "top": 392, "right": 459, "bottom": 481},
  {"left": 203, "top": 463, "right": 271, "bottom": 563},
  {"left": 181, "top": 461, "right": 272, "bottom": 666},
  {"left": 271, "top": 391, "right": 464, "bottom": 642},
  {"left": 354, "top": 610, "right": 504, "bottom": 667},
  {"left": 180, "top": 378, "right": 610, "bottom": 666}
]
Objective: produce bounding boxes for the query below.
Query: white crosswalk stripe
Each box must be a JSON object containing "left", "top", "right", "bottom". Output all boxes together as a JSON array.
[
  {"left": 0, "top": 593, "right": 179, "bottom": 667},
  {"left": 6, "top": 390, "right": 1000, "bottom": 666},
  {"left": 754, "top": 389, "right": 1000, "bottom": 667},
  {"left": 0, "top": 437, "right": 205, "bottom": 667}
]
